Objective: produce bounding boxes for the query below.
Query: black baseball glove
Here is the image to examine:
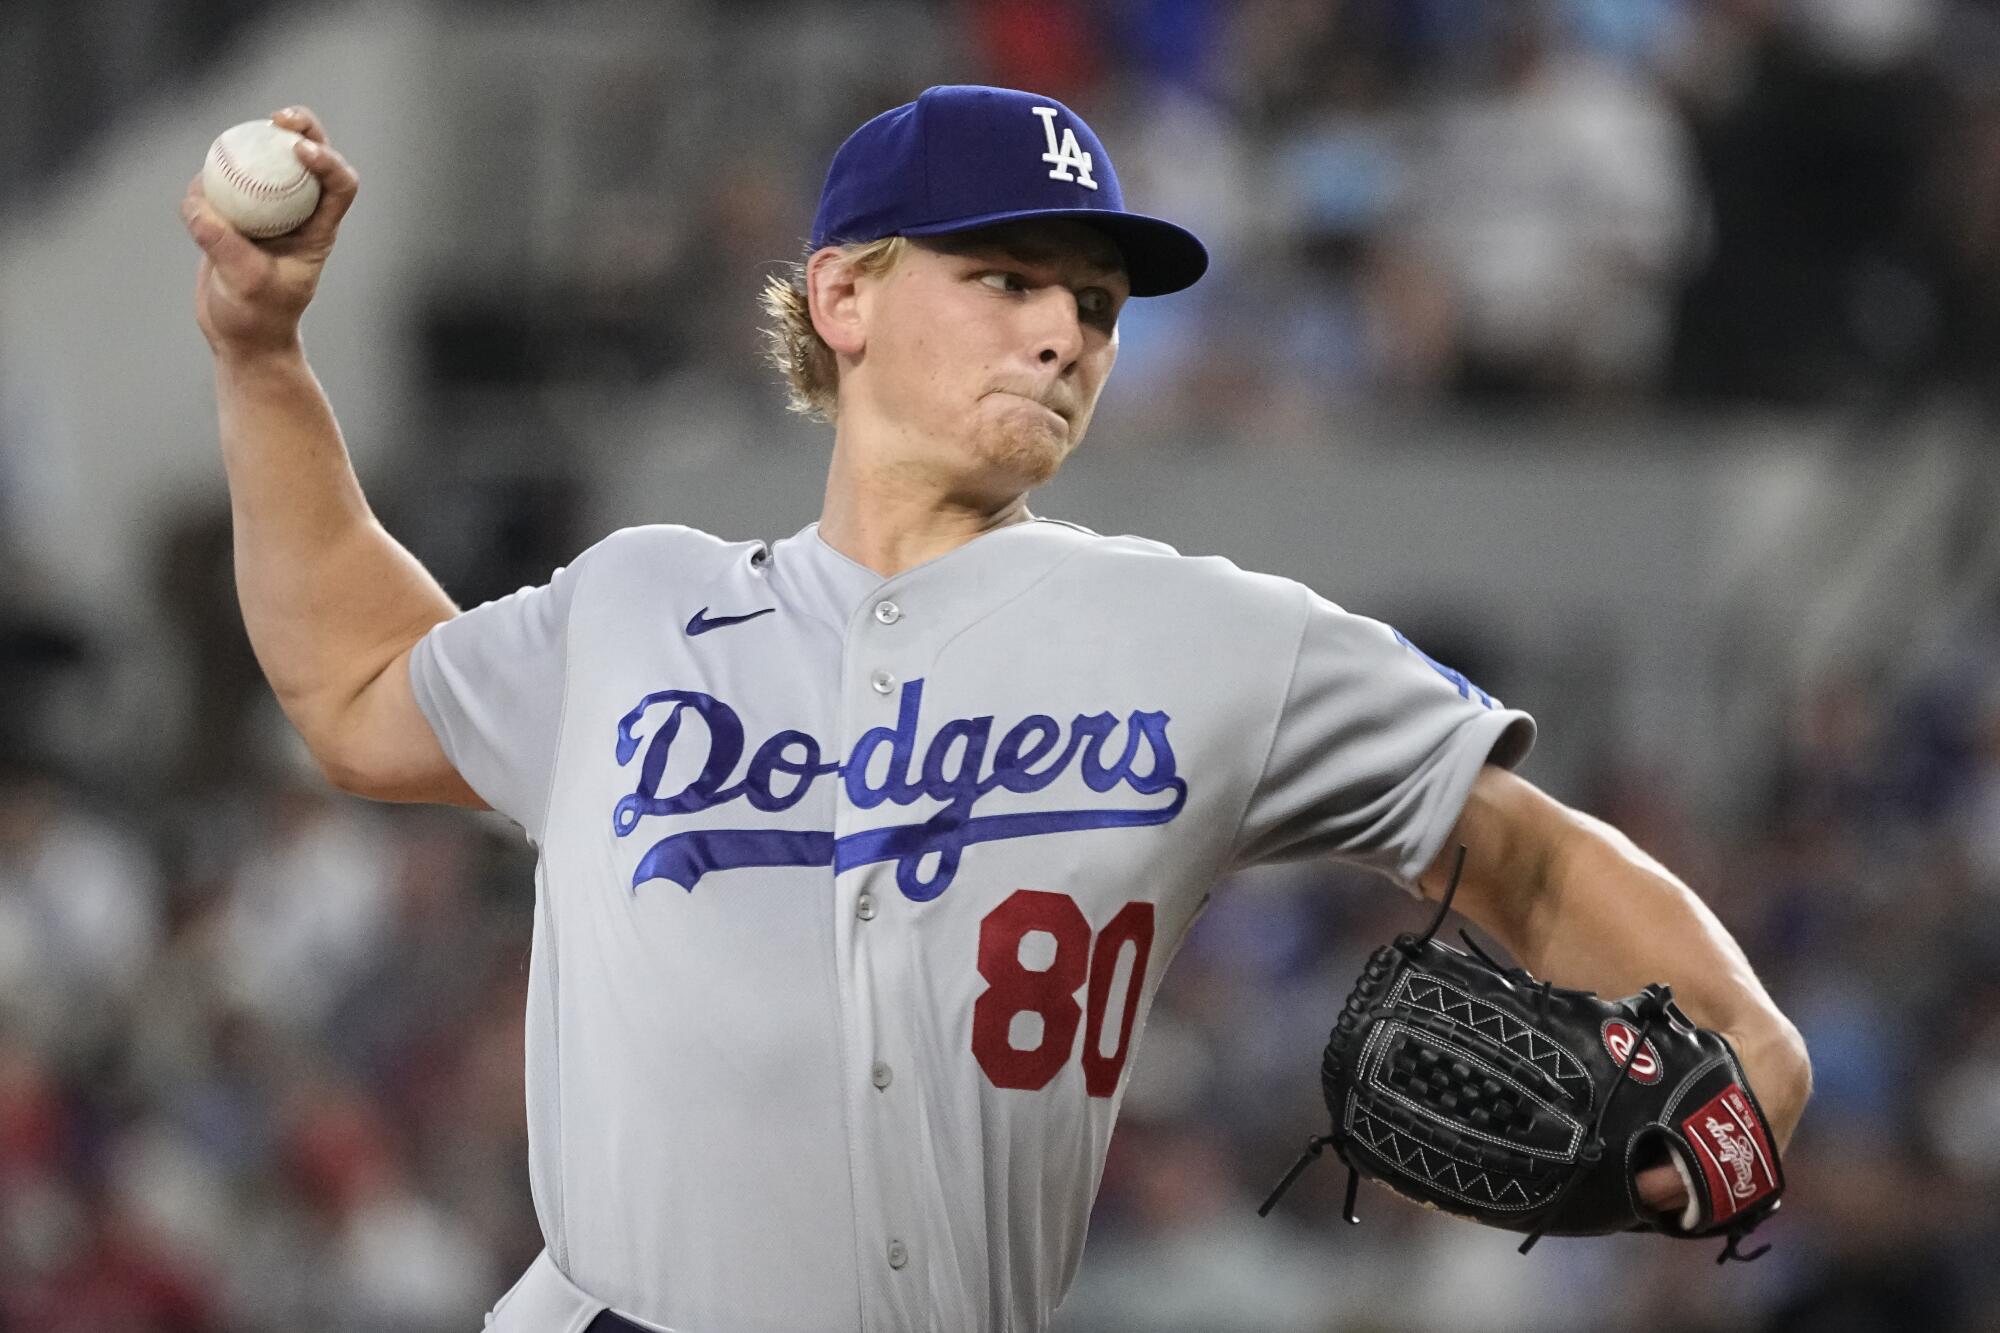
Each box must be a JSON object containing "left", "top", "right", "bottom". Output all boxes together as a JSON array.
[{"left": 1259, "top": 848, "right": 1785, "bottom": 1262}]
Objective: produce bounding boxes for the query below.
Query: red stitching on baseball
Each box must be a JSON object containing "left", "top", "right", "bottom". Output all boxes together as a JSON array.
[{"left": 212, "top": 138, "right": 312, "bottom": 201}]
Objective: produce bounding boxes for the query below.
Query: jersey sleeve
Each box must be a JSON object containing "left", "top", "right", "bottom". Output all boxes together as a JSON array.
[
  {"left": 409, "top": 560, "right": 584, "bottom": 845},
  {"left": 1231, "top": 589, "right": 1536, "bottom": 886}
]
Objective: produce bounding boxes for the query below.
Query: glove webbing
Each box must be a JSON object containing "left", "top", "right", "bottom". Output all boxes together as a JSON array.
[{"left": 1257, "top": 845, "right": 1468, "bottom": 1223}]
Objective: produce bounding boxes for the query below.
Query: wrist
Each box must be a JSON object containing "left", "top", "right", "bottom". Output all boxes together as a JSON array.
[
  {"left": 212, "top": 333, "right": 307, "bottom": 374},
  {"left": 1722, "top": 1016, "right": 1811, "bottom": 1148}
]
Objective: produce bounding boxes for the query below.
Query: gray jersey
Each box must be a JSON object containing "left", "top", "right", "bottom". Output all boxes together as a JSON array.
[{"left": 411, "top": 518, "right": 1533, "bottom": 1333}]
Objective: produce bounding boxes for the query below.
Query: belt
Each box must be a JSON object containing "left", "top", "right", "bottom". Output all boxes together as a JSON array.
[
  {"left": 484, "top": 1250, "right": 677, "bottom": 1333},
  {"left": 585, "top": 1313, "right": 656, "bottom": 1333}
]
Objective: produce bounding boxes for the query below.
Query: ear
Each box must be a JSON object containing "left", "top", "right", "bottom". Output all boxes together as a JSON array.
[{"left": 805, "top": 247, "right": 868, "bottom": 358}]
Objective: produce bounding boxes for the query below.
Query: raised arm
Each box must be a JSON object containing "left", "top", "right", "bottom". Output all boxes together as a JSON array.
[
  {"left": 1422, "top": 765, "right": 1812, "bottom": 1204},
  {"left": 180, "top": 107, "right": 480, "bottom": 807}
]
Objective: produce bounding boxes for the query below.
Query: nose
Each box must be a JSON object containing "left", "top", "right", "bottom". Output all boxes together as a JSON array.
[{"left": 1029, "top": 288, "right": 1085, "bottom": 372}]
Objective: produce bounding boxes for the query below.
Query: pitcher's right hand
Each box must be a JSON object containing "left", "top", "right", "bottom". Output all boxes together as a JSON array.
[{"left": 181, "top": 106, "right": 359, "bottom": 356}]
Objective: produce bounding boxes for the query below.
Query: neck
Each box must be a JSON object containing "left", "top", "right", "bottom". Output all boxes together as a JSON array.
[{"left": 818, "top": 429, "right": 1035, "bottom": 577}]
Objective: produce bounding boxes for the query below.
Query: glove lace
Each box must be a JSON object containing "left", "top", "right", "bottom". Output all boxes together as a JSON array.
[
  {"left": 1256, "top": 1133, "right": 1363, "bottom": 1225},
  {"left": 1516, "top": 992, "right": 1665, "bottom": 1254},
  {"left": 1716, "top": 1230, "right": 1771, "bottom": 1264}
]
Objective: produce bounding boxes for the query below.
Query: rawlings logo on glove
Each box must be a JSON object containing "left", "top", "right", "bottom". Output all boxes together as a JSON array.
[
  {"left": 1259, "top": 848, "right": 1785, "bottom": 1263},
  {"left": 1684, "top": 1086, "right": 1779, "bottom": 1220}
]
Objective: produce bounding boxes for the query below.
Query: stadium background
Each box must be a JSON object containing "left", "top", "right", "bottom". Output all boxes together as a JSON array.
[{"left": 3, "top": 0, "right": 1999, "bottom": 1328}]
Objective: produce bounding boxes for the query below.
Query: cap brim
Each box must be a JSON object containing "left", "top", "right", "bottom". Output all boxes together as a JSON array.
[{"left": 897, "top": 208, "right": 1209, "bottom": 297}]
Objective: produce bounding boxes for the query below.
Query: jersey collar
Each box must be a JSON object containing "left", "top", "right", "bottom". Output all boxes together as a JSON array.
[{"left": 768, "top": 518, "right": 1102, "bottom": 638}]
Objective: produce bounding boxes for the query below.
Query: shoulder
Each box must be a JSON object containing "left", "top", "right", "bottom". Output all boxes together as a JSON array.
[
  {"left": 574, "top": 522, "right": 761, "bottom": 566},
  {"left": 564, "top": 523, "right": 767, "bottom": 588},
  {"left": 1033, "top": 519, "right": 1312, "bottom": 620}
]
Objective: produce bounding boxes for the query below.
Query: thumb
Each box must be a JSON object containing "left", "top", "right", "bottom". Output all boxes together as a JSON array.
[
  {"left": 180, "top": 192, "right": 262, "bottom": 272},
  {"left": 184, "top": 204, "right": 224, "bottom": 250}
]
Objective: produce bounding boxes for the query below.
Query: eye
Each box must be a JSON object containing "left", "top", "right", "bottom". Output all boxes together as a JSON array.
[
  {"left": 1077, "top": 287, "right": 1113, "bottom": 317},
  {"left": 978, "top": 271, "right": 1027, "bottom": 293}
]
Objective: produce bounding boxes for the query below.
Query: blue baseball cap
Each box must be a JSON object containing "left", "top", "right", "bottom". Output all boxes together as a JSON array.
[{"left": 810, "top": 85, "right": 1208, "bottom": 297}]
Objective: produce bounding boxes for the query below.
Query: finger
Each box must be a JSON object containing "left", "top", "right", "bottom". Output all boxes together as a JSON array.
[
  {"left": 1634, "top": 1162, "right": 1687, "bottom": 1215},
  {"left": 270, "top": 105, "right": 328, "bottom": 145},
  {"left": 289, "top": 137, "right": 360, "bottom": 233}
]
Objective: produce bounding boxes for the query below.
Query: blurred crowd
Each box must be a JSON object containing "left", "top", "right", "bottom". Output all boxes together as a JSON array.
[
  {"left": 397, "top": 0, "right": 2000, "bottom": 440},
  {"left": 10, "top": 0, "right": 2000, "bottom": 426},
  {"left": 4, "top": 0, "right": 2000, "bottom": 1330},
  {"left": 0, "top": 750, "right": 540, "bottom": 1330}
]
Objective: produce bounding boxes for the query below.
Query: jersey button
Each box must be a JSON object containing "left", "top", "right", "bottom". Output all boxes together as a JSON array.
[
  {"left": 887, "top": 1239, "right": 908, "bottom": 1270},
  {"left": 873, "top": 600, "right": 903, "bottom": 625},
  {"left": 870, "top": 670, "right": 897, "bottom": 695},
  {"left": 856, "top": 893, "right": 877, "bottom": 920},
  {"left": 871, "top": 1061, "right": 893, "bottom": 1089}
]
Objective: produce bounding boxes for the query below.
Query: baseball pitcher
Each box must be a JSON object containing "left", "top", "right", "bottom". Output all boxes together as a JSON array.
[{"left": 181, "top": 86, "right": 1810, "bottom": 1333}]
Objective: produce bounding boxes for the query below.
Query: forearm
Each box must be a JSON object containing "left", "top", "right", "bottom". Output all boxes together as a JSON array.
[
  {"left": 1515, "top": 815, "right": 1771, "bottom": 1029},
  {"left": 1437, "top": 771, "right": 1812, "bottom": 1145},
  {"left": 214, "top": 342, "right": 454, "bottom": 744}
]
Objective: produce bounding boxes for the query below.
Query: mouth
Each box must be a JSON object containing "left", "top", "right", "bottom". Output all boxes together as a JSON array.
[{"left": 990, "top": 390, "right": 1071, "bottom": 427}]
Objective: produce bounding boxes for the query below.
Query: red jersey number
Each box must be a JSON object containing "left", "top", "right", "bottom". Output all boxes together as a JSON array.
[{"left": 971, "top": 889, "right": 1156, "bottom": 1097}]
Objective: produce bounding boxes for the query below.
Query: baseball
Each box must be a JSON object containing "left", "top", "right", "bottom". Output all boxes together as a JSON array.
[{"left": 202, "top": 119, "right": 321, "bottom": 239}]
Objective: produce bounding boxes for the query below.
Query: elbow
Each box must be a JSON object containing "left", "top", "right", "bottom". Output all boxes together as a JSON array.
[
  {"left": 312, "top": 745, "right": 379, "bottom": 800},
  {"left": 309, "top": 730, "right": 423, "bottom": 802},
  {"left": 271, "top": 696, "right": 362, "bottom": 797},
  {"left": 304, "top": 722, "right": 465, "bottom": 807},
  {"left": 303, "top": 727, "right": 379, "bottom": 799},
  {"left": 295, "top": 711, "right": 394, "bottom": 801},
  {"left": 277, "top": 675, "right": 407, "bottom": 802}
]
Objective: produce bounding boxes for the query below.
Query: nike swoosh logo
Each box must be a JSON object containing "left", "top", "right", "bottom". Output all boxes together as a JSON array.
[{"left": 685, "top": 606, "right": 777, "bottom": 636}]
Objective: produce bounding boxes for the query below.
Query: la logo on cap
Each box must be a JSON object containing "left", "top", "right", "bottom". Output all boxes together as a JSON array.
[{"left": 1031, "top": 106, "right": 1097, "bottom": 190}]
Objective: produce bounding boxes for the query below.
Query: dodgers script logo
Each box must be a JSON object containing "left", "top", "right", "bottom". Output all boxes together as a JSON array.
[{"left": 611, "top": 678, "right": 1186, "bottom": 901}]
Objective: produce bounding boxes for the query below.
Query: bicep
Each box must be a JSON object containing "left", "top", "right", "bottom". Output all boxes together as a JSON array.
[{"left": 324, "top": 640, "right": 489, "bottom": 809}]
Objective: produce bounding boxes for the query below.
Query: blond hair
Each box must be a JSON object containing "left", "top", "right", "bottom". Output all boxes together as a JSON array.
[{"left": 759, "top": 236, "right": 911, "bottom": 422}]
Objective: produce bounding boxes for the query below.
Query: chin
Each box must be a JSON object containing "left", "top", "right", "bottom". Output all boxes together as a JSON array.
[
  {"left": 968, "top": 399, "right": 1082, "bottom": 490},
  {"left": 974, "top": 419, "right": 1074, "bottom": 490}
]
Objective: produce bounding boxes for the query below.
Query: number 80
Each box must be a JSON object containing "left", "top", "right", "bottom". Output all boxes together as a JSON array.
[{"left": 971, "top": 889, "right": 1156, "bottom": 1097}]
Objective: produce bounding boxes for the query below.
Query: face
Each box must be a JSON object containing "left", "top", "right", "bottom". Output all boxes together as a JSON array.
[{"left": 819, "top": 219, "right": 1131, "bottom": 498}]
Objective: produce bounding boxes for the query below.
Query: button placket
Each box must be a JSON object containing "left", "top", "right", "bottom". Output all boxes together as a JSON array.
[{"left": 866, "top": 594, "right": 902, "bottom": 700}]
